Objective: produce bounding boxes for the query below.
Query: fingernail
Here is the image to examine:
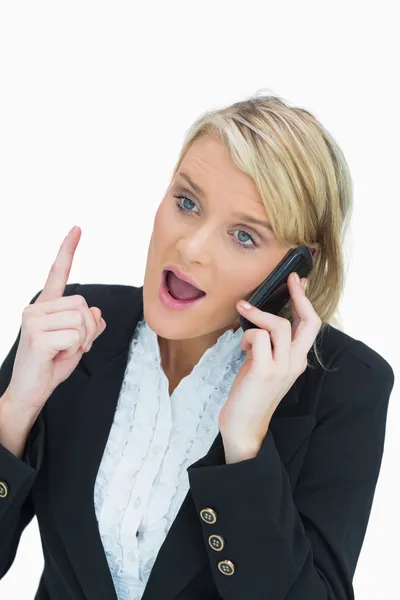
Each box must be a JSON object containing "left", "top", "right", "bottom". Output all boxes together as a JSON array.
[
  {"left": 301, "top": 278, "right": 308, "bottom": 290},
  {"left": 238, "top": 300, "right": 252, "bottom": 310},
  {"left": 293, "top": 272, "right": 300, "bottom": 285}
]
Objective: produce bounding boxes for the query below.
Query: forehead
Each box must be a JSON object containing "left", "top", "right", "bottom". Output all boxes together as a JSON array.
[
  {"left": 175, "top": 137, "right": 277, "bottom": 236},
  {"left": 177, "top": 135, "right": 262, "bottom": 205}
]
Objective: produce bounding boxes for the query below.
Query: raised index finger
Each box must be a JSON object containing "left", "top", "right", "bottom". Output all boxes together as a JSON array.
[{"left": 36, "top": 226, "right": 81, "bottom": 304}]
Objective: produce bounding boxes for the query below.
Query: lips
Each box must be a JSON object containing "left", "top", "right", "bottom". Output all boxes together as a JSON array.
[{"left": 162, "top": 264, "right": 205, "bottom": 294}]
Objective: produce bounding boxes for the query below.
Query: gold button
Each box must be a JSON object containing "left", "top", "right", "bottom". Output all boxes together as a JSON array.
[
  {"left": 200, "top": 508, "right": 217, "bottom": 524},
  {"left": 218, "top": 560, "right": 235, "bottom": 576},
  {"left": 208, "top": 534, "right": 225, "bottom": 551},
  {"left": 0, "top": 481, "right": 9, "bottom": 499}
]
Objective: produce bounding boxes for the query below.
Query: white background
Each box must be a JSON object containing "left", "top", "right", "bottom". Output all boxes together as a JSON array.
[{"left": 0, "top": 1, "right": 398, "bottom": 598}]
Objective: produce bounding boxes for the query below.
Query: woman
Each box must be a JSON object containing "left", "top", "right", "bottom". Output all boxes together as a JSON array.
[{"left": 0, "top": 92, "right": 395, "bottom": 600}]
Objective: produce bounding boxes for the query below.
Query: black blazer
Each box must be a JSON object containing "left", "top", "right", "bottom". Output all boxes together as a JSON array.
[{"left": 0, "top": 283, "right": 395, "bottom": 600}]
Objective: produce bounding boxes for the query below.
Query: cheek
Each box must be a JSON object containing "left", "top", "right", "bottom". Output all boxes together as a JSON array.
[
  {"left": 153, "top": 200, "right": 178, "bottom": 237},
  {"left": 153, "top": 202, "right": 165, "bottom": 228},
  {"left": 151, "top": 205, "right": 171, "bottom": 246},
  {"left": 220, "top": 270, "right": 265, "bottom": 304},
  {"left": 214, "top": 273, "right": 249, "bottom": 303}
]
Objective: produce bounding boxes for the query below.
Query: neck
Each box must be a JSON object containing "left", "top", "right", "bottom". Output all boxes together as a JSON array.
[{"left": 157, "top": 318, "right": 241, "bottom": 381}]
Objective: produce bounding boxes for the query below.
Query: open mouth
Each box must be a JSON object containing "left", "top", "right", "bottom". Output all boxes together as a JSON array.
[{"left": 162, "top": 269, "right": 206, "bottom": 302}]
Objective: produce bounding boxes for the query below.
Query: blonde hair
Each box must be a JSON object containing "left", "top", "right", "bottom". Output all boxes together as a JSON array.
[{"left": 170, "top": 90, "right": 354, "bottom": 371}]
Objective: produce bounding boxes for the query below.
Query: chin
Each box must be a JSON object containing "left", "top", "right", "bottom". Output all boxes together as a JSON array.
[
  {"left": 146, "top": 307, "right": 201, "bottom": 337},
  {"left": 141, "top": 292, "right": 198, "bottom": 339}
]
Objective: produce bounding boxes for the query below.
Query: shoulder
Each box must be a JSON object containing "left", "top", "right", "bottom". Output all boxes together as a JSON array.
[
  {"left": 308, "top": 324, "right": 395, "bottom": 420},
  {"left": 317, "top": 323, "right": 394, "bottom": 384},
  {"left": 63, "top": 282, "right": 141, "bottom": 309},
  {"left": 29, "top": 281, "right": 141, "bottom": 306}
]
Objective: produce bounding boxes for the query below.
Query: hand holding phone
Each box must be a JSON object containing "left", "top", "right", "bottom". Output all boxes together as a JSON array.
[{"left": 239, "top": 246, "right": 313, "bottom": 332}]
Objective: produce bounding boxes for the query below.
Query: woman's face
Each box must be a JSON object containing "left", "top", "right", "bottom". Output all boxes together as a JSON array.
[{"left": 143, "top": 133, "right": 291, "bottom": 348}]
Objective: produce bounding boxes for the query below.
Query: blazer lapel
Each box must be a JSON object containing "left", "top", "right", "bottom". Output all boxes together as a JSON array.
[{"left": 47, "top": 349, "right": 130, "bottom": 600}]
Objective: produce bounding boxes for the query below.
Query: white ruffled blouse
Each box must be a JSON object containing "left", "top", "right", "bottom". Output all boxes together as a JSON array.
[{"left": 93, "top": 316, "right": 246, "bottom": 600}]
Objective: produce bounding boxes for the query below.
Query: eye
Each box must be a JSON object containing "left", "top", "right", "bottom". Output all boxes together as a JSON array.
[{"left": 173, "top": 194, "right": 259, "bottom": 250}]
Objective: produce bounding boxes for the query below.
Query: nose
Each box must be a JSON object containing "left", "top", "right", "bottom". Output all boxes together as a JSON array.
[{"left": 176, "top": 227, "right": 215, "bottom": 262}]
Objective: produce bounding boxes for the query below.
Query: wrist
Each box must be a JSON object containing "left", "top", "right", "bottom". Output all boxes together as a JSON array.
[
  {"left": 0, "top": 392, "right": 39, "bottom": 460},
  {"left": 221, "top": 435, "right": 263, "bottom": 464},
  {"left": 0, "top": 390, "right": 39, "bottom": 432}
]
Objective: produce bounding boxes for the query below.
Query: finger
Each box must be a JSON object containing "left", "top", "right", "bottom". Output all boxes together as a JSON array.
[
  {"left": 62, "top": 307, "right": 103, "bottom": 356},
  {"left": 33, "top": 294, "right": 90, "bottom": 315},
  {"left": 237, "top": 298, "right": 289, "bottom": 335},
  {"left": 36, "top": 306, "right": 101, "bottom": 353},
  {"left": 83, "top": 307, "right": 103, "bottom": 350},
  {"left": 238, "top": 306, "right": 291, "bottom": 366},
  {"left": 287, "top": 273, "right": 322, "bottom": 356},
  {"left": 291, "top": 278, "right": 306, "bottom": 334},
  {"left": 90, "top": 306, "right": 102, "bottom": 323},
  {"left": 36, "top": 226, "right": 81, "bottom": 304},
  {"left": 91, "top": 308, "right": 107, "bottom": 339},
  {"left": 31, "top": 295, "right": 103, "bottom": 351},
  {"left": 241, "top": 328, "right": 274, "bottom": 377},
  {"left": 90, "top": 306, "right": 106, "bottom": 337}
]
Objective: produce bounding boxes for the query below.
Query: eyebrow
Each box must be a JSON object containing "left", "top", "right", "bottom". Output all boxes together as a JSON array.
[{"left": 178, "top": 171, "right": 274, "bottom": 233}]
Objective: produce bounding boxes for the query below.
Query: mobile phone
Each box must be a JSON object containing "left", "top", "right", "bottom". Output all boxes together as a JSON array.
[{"left": 239, "top": 246, "right": 313, "bottom": 332}]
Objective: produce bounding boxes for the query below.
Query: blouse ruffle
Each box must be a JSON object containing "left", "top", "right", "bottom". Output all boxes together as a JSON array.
[{"left": 93, "top": 316, "right": 245, "bottom": 599}]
